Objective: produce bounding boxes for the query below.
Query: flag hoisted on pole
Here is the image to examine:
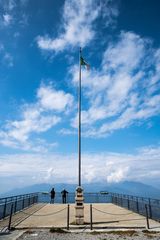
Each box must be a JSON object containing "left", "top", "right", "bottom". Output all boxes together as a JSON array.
[
  {"left": 78, "top": 47, "right": 90, "bottom": 187},
  {"left": 80, "top": 56, "right": 90, "bottom": 70},
  {"left": 75, "top": 47, "right": 90, "bottom": 225}
]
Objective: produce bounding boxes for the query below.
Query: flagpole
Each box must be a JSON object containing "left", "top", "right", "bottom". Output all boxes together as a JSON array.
[
  {"left": 75, "top": 47, "right": 84, "bottom": 225},
  {"left": 78, "top": 47, "right": 82, "bottom": 187}
]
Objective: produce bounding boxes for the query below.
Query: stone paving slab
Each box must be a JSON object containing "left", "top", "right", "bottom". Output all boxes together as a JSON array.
[
  {"left": 13, "top": 203, "right": 160, "bottom": 230},
  {"left": 0, "top": 203, "right": 45, "bottom": 232}
]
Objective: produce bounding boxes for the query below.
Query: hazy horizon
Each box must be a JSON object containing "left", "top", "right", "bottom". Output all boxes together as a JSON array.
[{"left": 1, "top": 180, "right": 160, "bottom": 196}]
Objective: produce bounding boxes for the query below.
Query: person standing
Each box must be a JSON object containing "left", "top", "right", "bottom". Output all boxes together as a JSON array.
[
  {"left": 50, "top": 188, "right": 55, "bottom": 204},
  {"left": 61, "top": 189, "right": 68, "bottom": 204}
]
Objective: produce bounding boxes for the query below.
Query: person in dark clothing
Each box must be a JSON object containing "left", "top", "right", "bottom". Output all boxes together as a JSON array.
[
  {"left": 50, "top": 188, "right": 55, "bottom": 204},
  {"left": 61, "top": 189, "right": 68, "bottom": 204}
]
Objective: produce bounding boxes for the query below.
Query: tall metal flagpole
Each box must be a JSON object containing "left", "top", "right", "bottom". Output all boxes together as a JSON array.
[
  {"left": 75, "top": 47, "right": 84, "bottom": 225},
  {"left": 78, "top": 47, "right": 82, "bottom": 187}
]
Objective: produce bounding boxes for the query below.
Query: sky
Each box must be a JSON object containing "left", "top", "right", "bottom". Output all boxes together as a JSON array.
[{"left": 0, "top": 0, "right": 160, "bottom": 192}]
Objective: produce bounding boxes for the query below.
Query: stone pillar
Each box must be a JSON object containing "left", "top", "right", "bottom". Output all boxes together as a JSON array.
[{"left": 75, "top": 186, "right": 84, "bottom": 224}]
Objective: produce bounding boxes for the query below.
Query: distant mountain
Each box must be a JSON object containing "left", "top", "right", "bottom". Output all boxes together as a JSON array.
[
  {"left": 111, "top": 181, "right": 160, "bottom": 198},
  {"left": 0, "top": 183, "right": 77, "bottom": 197},
  {"left": 83, "top": 181, "right": 160, "bottom": 198},
  {"left": 1, "top": 181, "right": 160, "bottom": 199}
]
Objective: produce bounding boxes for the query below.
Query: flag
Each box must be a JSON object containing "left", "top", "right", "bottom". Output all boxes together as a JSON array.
[{"left": 80, "top": 56, "right": 90, "bottom": 70}]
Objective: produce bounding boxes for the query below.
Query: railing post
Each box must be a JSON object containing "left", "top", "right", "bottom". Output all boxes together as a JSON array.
[
  {"left": 96, "top": 193, "right": 98, "bottom": 203},
  {"left": 136, "top": 197, "right": 139, "bottom": 213},
  {"left": 117, "top": 194, "right": 119, "bottom": 205},
  {"left": 67, "top": 204, "right": 70, "bottom": 230},
  {"left": 118, "top": 194, "right": 120, "bottom": 205},
  {"left": 127, "top": 198, "right": 130, "bottom": 210},
  {"left": 8, "top": 203, "right": 14, "bottom": 230},
  {"left": 32, "top": 195, "right": 34, "bottom": 205},
  {"left": 145, "top": 204, "right": 150, "bottom": 229},
  {"left": 14, "top": 197, "right": 17, "bottom": 213},
  {"left": 36, "top": 194, "right": 38, "bottom": 203},
  {"left": 22, "top": 196, "right": 25, "bottom": 209},
  {"left": 120, "top": 195, "right": 123, "bottom": 207},
  {"left": 111, "top": 194, "right": 113, "bottom": 203},
  {"left": 148, "top": 198, "right": 152, "bottom": 219},
  {"left": 90, "top": 204, "right": 93, "bottom": 230},
  {"left": 3, "top": 199, "right": 7, "bottom": 219}
]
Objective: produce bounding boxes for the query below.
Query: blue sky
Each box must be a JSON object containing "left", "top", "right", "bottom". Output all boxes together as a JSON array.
[{"left": 0, "top": 0, "right": 160, "bottom": 192}]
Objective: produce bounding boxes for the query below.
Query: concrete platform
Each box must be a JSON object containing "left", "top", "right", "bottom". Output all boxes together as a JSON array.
[
  {"left": 0, "top": 204, "right": 45, "bottom": 232},
  {"left": 9, "top": 203, "right": 160, "bottom": 230}
]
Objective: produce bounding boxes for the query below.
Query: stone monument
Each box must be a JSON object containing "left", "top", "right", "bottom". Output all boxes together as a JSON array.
[{"left": 75, "top": 186, "right": 84, "bottom": 224}]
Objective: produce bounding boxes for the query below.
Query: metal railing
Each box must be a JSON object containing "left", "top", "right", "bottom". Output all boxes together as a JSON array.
[
  {"left": 38, "top": 191, "right": 111, "bottom": 204},
  {"left": 0, "top": 191, "right": 160, "bottom": 232},
  {"left": 0, "top": 193, "right": 38, "bottom": 220},
  {"left": 110, "top": 192, "right": 160, "bottom": 222},
  {"left": 1, "top": 191, "right": 159, "bottom": 222},
  {"left": 36, "top": 191, "right": 160, "bottom": 222}
]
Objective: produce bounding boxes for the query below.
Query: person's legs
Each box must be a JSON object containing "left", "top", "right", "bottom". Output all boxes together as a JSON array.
[{"left": 50, "top": 198, "right": 54, "bottom": 204}]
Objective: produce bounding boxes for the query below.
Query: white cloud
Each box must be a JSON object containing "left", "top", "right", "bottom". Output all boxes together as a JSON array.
[
  {"left": 0, "top": 83, "right": 74, "bottom": 151},
  {"left": 59, "top": 128, "right": 76, "bottom": 135},
  {"left": 102, "top": 31, "right": 145, "bottom": 71},
  {"left": 3, "top": 14, "right": 12, "bottom": 26},
  {"left": 37, "top": 0, "right": 118, "bottom": 52},
  {"left": 37, "top": 84, "right": 73, "bottom": 112},
  {"left": 68, "top": 31, "right": 160, "bottom": 137},
  {"left": 0, "top": 0, "right": 29, "bottom": 28},
  {"left": 44, "top": 167, "right": 54, "bottom": 181},
  {"left": 0, "top": 144, "right": 160, "bottom": 191},
  {"left": 7, "top": 114, "right": 60, "bottom": 142},
  {"left": 0, "top": 153, "right": 77, "bottom": 184},
  {"left": 0, "top": 1, "right": 15, "bottom": 27},
  {"left": 2, "top": 0, "right": 16, "bottom": 12},
  {"left": 106, "top": 166, "right": 129, "bottom": 183}
]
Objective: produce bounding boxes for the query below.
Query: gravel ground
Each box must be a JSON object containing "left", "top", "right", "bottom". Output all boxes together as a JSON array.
[{"left": 17, "top": 229, "right": 160, "bottom": 240}]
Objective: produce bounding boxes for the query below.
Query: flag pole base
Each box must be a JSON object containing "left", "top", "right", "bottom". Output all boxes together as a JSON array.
[{"left": 75, "top": 186, "right": 84, "bottom": 225}]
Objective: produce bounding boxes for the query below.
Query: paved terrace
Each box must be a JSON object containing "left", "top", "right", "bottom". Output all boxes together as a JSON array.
[{"left": 1, "top": 203, "right": 160, "bottom": 230}]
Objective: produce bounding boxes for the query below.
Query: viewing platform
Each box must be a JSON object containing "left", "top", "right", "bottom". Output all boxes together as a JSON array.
[
  {"left": 0, "top": 192, "right": 160, "bottom": 236},
  {"left": 2, "top": 203, "right": 159, "bottom": 230}
]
